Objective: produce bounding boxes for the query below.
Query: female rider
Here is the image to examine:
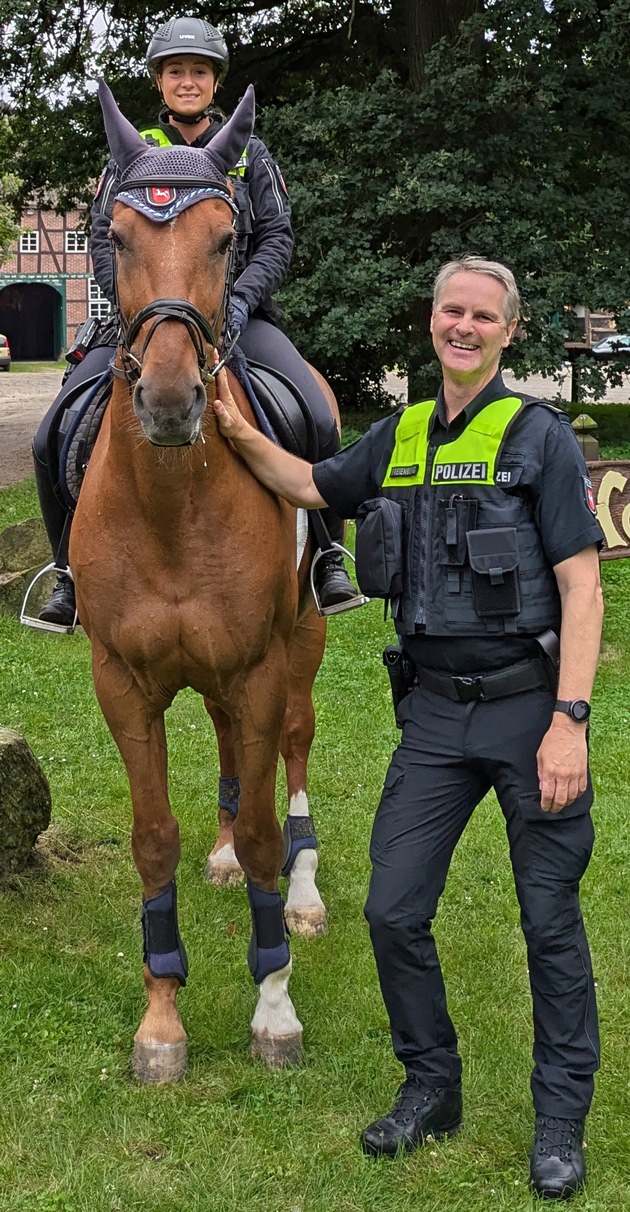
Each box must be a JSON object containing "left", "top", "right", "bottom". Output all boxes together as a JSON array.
[{"left": 34, "top": 16, "right": 357, "bottom": 625}]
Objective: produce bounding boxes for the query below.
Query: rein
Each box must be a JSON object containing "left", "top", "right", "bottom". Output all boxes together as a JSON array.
[{"left": 111, "top": 183, "right": 239, "bottom": 388}]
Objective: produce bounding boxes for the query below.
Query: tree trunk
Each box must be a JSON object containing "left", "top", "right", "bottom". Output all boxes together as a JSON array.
[{"left": 391, "top": 0, "right": 484, "bottom": 90}]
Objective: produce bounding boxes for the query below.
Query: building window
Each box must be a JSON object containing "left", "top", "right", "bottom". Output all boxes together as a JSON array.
[
  {"left": 88, "top": 279, "right": 111, "bottom": 319},
  {"left": 20, "top": 231, "right": 39, "bottom": 253},
  {"left": 65, "top": 230, "right": 88, "bottom": 253}
]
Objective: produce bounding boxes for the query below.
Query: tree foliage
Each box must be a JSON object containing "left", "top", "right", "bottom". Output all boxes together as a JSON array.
[{"left": 2, "top": 1, "right": 630, "bottom": 406}]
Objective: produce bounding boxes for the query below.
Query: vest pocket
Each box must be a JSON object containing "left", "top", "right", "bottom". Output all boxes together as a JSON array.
[
  {"left": 355, "top": 497, "right": 405, "bottom": 600},
  {"left": 466, "top": 527, "right": 521, "bottom": 619}
]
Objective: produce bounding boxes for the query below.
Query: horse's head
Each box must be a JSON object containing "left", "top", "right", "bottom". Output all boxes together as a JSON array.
[{"left": 98, "top": 80, "right": 255, "bottom": 446}]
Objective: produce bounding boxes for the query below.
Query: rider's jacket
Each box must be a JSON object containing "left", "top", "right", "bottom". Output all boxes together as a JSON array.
[
  {"left": 313, "top": 373, "right": 604, "bottom": 643},
  {"left": 90, "top": 108, "right": 293, "bottom": 322}
]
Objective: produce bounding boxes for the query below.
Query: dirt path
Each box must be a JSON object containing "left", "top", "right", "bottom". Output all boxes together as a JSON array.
[{"left": 0, "top": 372, "right": 64, "bottom": 488}]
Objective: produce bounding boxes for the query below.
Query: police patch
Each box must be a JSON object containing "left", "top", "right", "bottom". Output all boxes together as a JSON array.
[
  {"left": 583, "top": 475, "right": 597, "bottom": 514},
  {"left": 390, "top": 464, "right": 419, "bottom": 478},
  {"left": 148, "top": 186, "right": 175, "bottom": 206},
  {"left": 433, "top": 462, "right": 488, "bottom": 483}
]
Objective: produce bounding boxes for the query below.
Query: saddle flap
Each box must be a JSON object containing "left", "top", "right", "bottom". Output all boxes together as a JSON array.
[{"left": 245, "top": 362, "right": 318, "bottom": 462}]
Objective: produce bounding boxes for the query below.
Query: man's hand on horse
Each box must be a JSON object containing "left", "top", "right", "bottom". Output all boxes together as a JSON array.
[{"left": 213, "top": 361, "right": 249, "bottom": 440}]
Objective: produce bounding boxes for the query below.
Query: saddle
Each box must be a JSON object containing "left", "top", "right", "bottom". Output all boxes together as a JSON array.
[{"left": 55, "top": 356, "right": 319, "bottom": 510}]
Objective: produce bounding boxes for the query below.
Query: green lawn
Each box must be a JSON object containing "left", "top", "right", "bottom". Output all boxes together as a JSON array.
[
  {"left": 0, "top": 480, "right": 628, "bottom": 1212},
  {"left": 10, "top": 362, "right": 67, "bottom": 374}
]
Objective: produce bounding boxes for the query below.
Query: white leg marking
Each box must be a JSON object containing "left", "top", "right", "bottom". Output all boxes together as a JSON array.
[
  {"left": 251, "top": 959, "right": 302, "bottom": 1039},
  {"left": 288, "top": 789, "right": 309, "bottom": 818},
  {"left": 211, "top": 842, "right": 237, "bottom": 863}
]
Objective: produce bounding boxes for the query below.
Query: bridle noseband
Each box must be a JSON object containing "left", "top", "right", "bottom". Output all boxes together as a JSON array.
[{"left": 111, "top": 175, "right": 239, "bottom": 388}]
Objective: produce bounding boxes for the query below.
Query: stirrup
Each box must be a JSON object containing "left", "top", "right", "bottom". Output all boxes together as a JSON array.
[
  {"left": 309, "top": 544, "right": 370, "bottom": 617},
  {"left": 20, "top": 563, "right": 79, "bottom": 635}
]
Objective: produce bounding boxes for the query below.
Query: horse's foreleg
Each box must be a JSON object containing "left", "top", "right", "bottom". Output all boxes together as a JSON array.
[
  {"left": 91, "top": 645, "right": 187, "bottom": 1084},
  {"left": 281, "top": 613, "right": 328, "bottom": 938},
  {"left": 231, "top": 653, "right": 303, "bottom": 1067},
  {"left": 203, "top": 699, "right": 244, "bottom": 886}
]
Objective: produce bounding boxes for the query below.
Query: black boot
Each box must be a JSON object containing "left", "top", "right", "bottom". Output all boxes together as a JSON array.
[
  {"left": 38, "top": 573, "right": 76, "bottom": 626},
  {"left": 530, "top": 1115, "right": 586, "bottom": 1200},
  {"left": 361, "top": 1081, "right": 463, "bottom": 1159},
  {"left": 314, "top": 509, "right": 361, "bottom": 609}
]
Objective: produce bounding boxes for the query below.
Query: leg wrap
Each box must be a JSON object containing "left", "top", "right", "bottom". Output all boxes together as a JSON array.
[
  {"left": 281, "top": 814, "right": 318, "bottom": 877},
  {"left": 141, "top": 880, "right": 188, "bottom": 987},
  {"left": 218, "top": 775, "right": 240, "bottom": 818},
  {"left": 247, "top": 881, "right": 290, "bottom": 985}
]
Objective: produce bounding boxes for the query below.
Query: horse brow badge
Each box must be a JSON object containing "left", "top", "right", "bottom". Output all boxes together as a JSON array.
[{"left": 148, "top": 185, "right": 175, "bottom": 206}]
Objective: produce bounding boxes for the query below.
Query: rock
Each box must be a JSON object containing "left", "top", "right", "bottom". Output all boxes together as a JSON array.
[
  {"left": 0, "top": 518, "right": 53, "bottom": 618},
  {"left": 0, "top": 728, "right": 51, "bottom": 875},
  {"left": 0, "top": 518, "right": 49, "bottom": 573}
]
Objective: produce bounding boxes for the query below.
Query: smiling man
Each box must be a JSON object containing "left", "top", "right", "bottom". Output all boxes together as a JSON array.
[{"left": 213, "top": 255, "right": 604, "bottom": 1199}]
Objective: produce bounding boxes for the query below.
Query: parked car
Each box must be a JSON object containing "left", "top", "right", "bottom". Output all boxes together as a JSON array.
[
  {"left": 591, "top": 334, "right": 630, "bottom": 357},
  {"left": 0, "top": 334, "right": 10, "bottom": 370}
]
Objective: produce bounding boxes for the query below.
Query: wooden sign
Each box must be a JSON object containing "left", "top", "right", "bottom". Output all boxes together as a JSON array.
[{"left": 587, "top": 461, "right": 630, "bottom": 559}]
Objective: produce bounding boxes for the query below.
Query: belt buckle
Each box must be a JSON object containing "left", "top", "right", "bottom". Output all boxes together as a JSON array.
[{"left": 452, "top": 675, "right": 484, "bottom": 703}]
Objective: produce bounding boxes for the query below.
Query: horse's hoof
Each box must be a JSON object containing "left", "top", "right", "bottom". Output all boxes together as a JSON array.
[
  {"left": 284, "top": 906, "right": 328, "bottom": 938},
  {"left": 131, "top": 1039, "right": 188, "bottom": 1085},
  {"left": 250, "top": 1030, "right": 303, "bottom": 1068},
  {"left": 204, "top": 855, "right": 245, "bottom": 887}
]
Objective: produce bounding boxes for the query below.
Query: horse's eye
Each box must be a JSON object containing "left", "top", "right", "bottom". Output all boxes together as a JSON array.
[
  {"left": 217, "top": 234, "right": 234, "bottom": 257},
  {"left": 109, "top": 229, "right": 126, "bottom": 251}
]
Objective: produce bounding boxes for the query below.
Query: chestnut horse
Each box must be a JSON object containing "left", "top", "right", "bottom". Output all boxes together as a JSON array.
[{"left": 70, "top": 82, "right": 330, "bottom": 1081}]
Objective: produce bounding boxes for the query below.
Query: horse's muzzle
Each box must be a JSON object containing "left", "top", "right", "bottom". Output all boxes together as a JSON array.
[{"left": 134, "top": 379, "right": 207, "bottom": 447}]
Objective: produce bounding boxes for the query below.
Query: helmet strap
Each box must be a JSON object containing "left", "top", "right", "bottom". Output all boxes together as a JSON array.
[{"left": 163, "top": 105, "right": 211, "bottom": 126}]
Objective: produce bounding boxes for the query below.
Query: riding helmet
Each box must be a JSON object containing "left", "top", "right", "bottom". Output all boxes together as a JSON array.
[{"left": 146, "top": 17, "right": 230, "bottom": 81}]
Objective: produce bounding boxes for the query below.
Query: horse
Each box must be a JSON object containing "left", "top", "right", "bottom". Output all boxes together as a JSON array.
[{"left": 70, "top": 81, "right": 332, "bottom": 1082}]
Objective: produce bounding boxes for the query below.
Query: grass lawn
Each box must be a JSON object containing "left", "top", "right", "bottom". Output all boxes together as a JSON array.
[
  {"left": 0, "top": 479, "right": 628, "bottom": 1211},
  {"left": 10, "top": 362, "right": 67, "bottom": 374}
]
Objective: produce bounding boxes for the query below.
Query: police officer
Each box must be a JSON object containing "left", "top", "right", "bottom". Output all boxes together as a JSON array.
[
  {"left": 34, "top": 15, "right": 357, "bottom": 626},
  {"left": 210, "top": 256, "right": 604, "bottom": 1200}
]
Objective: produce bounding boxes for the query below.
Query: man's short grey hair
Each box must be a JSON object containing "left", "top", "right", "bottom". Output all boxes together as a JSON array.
[{"left": 433, "top": 256, "right": 521, "bottom": 325}]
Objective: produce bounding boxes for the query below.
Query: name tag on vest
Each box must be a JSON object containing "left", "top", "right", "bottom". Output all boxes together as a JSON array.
[
  {"left": 433, "top": 462, "right": 488, "bottom": 482},
  {"left": 389, "top": 464, "right": 419, "bottom": 478}
]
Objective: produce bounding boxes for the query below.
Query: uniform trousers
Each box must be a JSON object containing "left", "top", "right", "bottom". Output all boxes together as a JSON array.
[{"left": 364, "top": 681, "right": 600, "bottom": 1119}]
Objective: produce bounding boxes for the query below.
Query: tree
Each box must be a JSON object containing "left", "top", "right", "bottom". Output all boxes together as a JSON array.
[{"left": 2, "top": 1, "right": 630, "bottom": 408}]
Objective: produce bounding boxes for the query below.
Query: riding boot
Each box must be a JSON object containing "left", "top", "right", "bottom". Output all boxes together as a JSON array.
[
  {"left": 314, "top": 509, "right": 361, "bottom": 608},
  {"left": 32, "top": 448, "right": 76, "bottom": 626}
]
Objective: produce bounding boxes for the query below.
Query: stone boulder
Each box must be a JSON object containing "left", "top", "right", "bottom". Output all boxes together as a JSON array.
[
  {"left": 0, "top": 728, "right": 51, "bottom": 875},
  {"left": 0, "top": 517, "right": 53, "bottom": 617}
]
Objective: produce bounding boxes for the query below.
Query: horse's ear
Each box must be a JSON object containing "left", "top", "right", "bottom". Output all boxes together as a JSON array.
[
  {"left": 203, "top": 84, "right": 256, "bottom": 177},
  {"left": 98, "top": 79, "right": 150, "bottom": 173}
]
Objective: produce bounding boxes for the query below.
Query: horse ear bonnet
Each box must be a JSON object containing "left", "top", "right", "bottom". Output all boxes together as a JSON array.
[{"left": 97, "top": 80, "right": 255, "bottom": 222}]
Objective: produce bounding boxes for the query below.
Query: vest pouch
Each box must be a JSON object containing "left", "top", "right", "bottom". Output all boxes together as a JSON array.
[
  {"left": 466, "top": 527, "right": 521, "bottom": 619},
  {"left": 355, "top": 497, "right": 404, "bottom": 600}
]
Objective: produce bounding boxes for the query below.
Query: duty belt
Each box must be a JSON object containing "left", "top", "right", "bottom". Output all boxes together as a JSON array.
[{"left": 418, "top": 657, "right": 551, "bottom": 703}]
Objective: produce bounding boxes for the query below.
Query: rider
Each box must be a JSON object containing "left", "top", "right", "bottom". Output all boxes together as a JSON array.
[{"left": 33, "top": 15, "right": 358, "bottom": 626}]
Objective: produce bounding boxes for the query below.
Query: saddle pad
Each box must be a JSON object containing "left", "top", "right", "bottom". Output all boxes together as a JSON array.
[{"left": 58, "top": 369, "right": 113, "bottom": 510}]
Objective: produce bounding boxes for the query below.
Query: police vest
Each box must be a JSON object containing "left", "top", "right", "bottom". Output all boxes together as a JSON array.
[
  {"left": 139, "top": 127, "right": 252, "bottom": 267},
  {"left": 381, "top": 395, "right": 562, "bottom": 638}
]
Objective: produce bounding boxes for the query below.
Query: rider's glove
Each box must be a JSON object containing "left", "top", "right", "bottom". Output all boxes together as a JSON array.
[{"left": 229, "top": 295, "right": 249, "bottom": 336}]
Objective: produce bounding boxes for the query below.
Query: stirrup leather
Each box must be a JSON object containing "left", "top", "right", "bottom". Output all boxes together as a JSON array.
[
  {"left": 309, "top": 543, "right": 370, "bottom": 617},
  {"left": 20, "top": 563, "right": 79, "bottom": 635}
]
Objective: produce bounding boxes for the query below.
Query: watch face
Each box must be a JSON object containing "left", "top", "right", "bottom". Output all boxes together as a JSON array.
[{"left": 570, "top": 700, "right": 591, "bottom": 722}]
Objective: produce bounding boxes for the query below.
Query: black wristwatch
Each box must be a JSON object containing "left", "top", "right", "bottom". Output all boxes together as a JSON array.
[{"left": 554, "top": 699, "right": 591, "bottom": 723}]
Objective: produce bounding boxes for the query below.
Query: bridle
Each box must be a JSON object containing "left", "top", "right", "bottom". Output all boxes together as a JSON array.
[{"left": 110, "top": 175, "right": 239, "bottom": 388}]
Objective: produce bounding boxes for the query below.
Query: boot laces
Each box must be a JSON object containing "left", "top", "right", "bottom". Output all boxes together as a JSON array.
[
  {"left": 536, "top": 1116, "right": 583, "bottom": 1160},
  {"left": 388, "top": 1082, "right": 432, "bottom": 1126}
]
